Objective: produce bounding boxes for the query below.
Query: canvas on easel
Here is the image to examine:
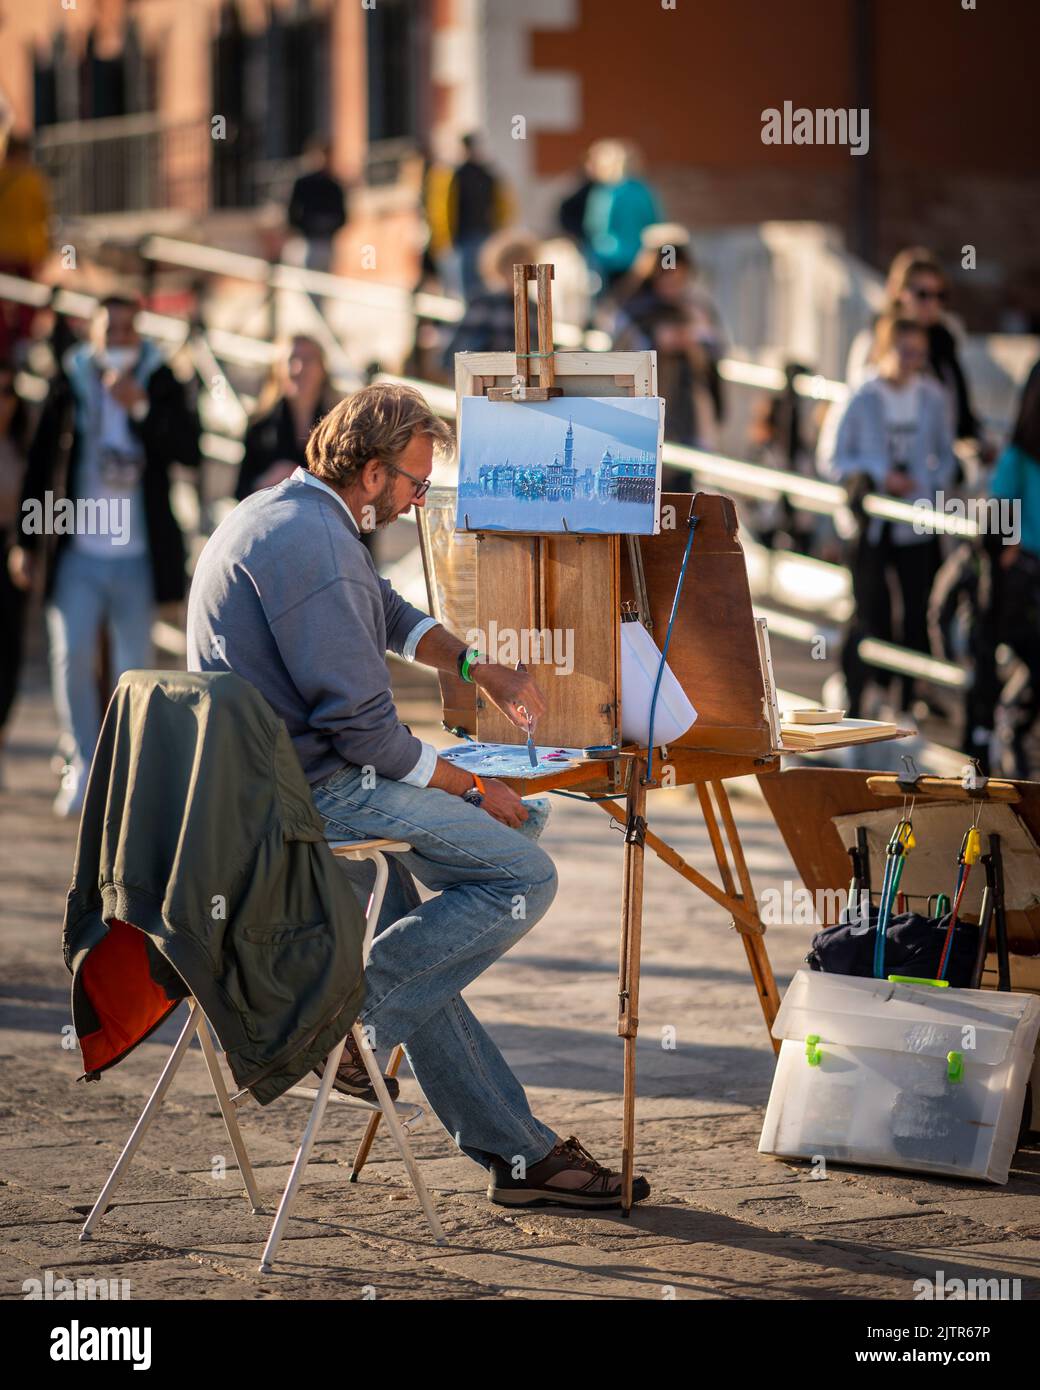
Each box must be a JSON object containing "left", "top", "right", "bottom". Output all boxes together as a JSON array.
[{"left": 456, "top": 394, "right": 665, "bottom": 535}]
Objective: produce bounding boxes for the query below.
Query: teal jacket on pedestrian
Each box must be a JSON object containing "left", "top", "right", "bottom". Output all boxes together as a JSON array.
[
  {"left": 62, "top": 670, "right": 366, "bottom": 1105},
  {"left": 583, "top": 177, "right": 661, "bottom": 278},
  {"left": 990, "top": 444, "right": 1040, "bottom": 557}
]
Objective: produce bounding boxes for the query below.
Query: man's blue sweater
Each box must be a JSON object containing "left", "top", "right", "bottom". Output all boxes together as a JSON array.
[{"left": 187, "top": 473, "right": 430, "bottom": 784}]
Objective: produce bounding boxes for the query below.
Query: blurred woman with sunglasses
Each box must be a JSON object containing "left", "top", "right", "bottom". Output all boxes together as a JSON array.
[
  {"left": 846, "top": 247, "right": 987, "bottom": 456},
  {"left": 819, "top": 316, "right": 958, "bottom": 718},
  {"left": 237, "top": 336, "right": 336, "bottom": 499}
]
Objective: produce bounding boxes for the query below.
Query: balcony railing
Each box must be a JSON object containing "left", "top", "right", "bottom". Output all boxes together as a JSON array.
[
  {"left": 34, "top": 114, "right": 213, "bottom": 219},
  {"left": 33, "top": 114, "right": 418, "bottom": 220}
]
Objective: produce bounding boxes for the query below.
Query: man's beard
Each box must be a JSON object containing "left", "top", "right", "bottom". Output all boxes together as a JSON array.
[{"left": 370, "top": 480, "right": 400, "bottom": 530}]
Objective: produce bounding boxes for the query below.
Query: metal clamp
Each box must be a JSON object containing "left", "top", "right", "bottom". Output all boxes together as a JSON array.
[
  {"left": 896, "top": 754, "right": 924, "bottom": 795},
  {"left": 625, "top": 813, "right": 647, "bottom": 847}
]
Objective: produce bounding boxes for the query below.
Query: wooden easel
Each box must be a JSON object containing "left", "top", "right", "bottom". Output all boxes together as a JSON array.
[{"left": 411, "top": 265, "right": 906, "bottom": 1213}]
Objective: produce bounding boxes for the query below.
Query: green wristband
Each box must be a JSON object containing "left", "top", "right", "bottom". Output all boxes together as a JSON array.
[{"left": 459, "top": 649, "right": 484, "bottom": 683}]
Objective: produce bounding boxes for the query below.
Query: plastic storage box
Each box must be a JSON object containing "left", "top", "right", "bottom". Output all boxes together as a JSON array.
[{"left": 759, "top": 970, "right": 1040, "bottom": 1184}]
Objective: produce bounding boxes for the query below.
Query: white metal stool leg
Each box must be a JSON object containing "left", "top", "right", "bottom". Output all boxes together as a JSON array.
[
  {"left": 259, "top": 840, "right": 444, "bottom": 1271},
  {"left": 357, "top": 848, "right": 389, "bottom": 961},
  {"left": 197, "top": 1015, "right": 263, "bottom": 1213},
  {"left": 259, "top": 1033, "right": 348, "bottom": 1274},
  {"left": 80, "top": 1001, "right": 201, "bottom": 1240},
  {"left": 258, "top": 843, "right": 394, "bottom": 1273},
  {"left": 353, "top": 1023, "right": 445, "bottom": 1245}
]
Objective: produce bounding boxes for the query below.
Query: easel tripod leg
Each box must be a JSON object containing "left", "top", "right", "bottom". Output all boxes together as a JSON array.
[
  {"left": 700, "top": 780, "right": 781, "bottom": 1049},
  {"left": 618, "top": 760, "right": 647, "bottom": 1218},
  {"left": 595, "top": 798, "right": 761, "bottom": 933}
]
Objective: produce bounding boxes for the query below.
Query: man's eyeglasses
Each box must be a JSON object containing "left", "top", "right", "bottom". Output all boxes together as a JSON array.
[
  {"left": 912, "top": 286, "right": 947, "bottom": 303},
  {"left": 384, "top": 460, "right": 431, "bottom": 498}
]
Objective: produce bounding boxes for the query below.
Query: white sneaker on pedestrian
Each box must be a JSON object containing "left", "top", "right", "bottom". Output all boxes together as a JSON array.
[{"left": 53, "top": 763, "right": 85, "bottom": 819}]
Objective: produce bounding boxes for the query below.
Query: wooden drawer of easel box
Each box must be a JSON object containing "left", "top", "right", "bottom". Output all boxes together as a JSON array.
[{"left": 473, "top": 532, "right": 621, "bottom": 750}]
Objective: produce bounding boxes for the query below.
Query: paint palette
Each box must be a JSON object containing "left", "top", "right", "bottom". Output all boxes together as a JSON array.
[{"left": 438, "top": 742, "right": 587, "bottom": 779}]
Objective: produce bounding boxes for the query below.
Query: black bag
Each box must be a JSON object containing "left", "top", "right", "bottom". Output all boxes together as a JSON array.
[{"left": 807, "top": 907, "right": 980, "bottom": 988}]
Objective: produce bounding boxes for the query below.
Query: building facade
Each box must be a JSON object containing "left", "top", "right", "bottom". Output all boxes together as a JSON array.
[{"left": 0, "top": 0, "right": 1034, "bottom": 321}]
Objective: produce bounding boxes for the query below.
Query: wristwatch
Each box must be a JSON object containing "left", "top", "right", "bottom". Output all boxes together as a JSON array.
[{"left": 461, "top": 773, "right": 486, "bottom": 808}]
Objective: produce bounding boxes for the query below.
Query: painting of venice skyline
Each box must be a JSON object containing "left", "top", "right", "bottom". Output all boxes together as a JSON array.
[{"left": 456, "top": 395, "right": 665, "bottom": 535}]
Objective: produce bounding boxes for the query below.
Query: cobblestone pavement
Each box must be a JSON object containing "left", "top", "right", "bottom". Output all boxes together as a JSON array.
[{"left": 2, "top": 659, "right": 1040, "bottom": 1303}]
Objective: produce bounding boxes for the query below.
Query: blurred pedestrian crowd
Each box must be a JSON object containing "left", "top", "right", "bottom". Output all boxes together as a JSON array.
[{"left": 1, "top": 124, "right": 1039, "bottom": 811}]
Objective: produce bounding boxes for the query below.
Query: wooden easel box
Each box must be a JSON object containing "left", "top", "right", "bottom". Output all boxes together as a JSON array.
[
  {"left": 414, "top": 349, "right": 780, "bottom": 788},
  {"left": 759, "top": 767, "right": 1040, "bottom": 987},
  {"left": 417, "top": 485, "right": 776, "bottom": 778}
]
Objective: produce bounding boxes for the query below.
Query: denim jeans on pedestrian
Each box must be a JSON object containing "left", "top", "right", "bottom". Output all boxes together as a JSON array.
[
  {"left": 456, "top": 234, "right": 487, "bottom": 304},
  {"left": 46, "top": 548, "right": 154, "bottom": 776},
  {"left": 310, "top": 763, "right": 561, "bottom": 1172}
]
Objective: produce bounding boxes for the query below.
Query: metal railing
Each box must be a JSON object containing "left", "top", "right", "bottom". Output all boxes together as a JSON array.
[
  {"left": 34, "top": 117, "right": 420, "bottom": 220},
  {"left": 112, "top": 233, "right": 1032, "bottom": 448},
  {"left": 0, "top": 269, "right": 981, "bottom": 540},
  {"left": 0, "top": 267, "right": 995, "bottom": 697},
  {"left": 35, "top": 115, "right": 213, "bottom": 218},
  {"left": 135, "top": 234, "right": 849, "bottom": 400}
]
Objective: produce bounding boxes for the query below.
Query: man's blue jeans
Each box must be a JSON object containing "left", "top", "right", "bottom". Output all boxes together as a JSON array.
[{"left": 311, "top": 763, "right": 561, "bottom": 1172}]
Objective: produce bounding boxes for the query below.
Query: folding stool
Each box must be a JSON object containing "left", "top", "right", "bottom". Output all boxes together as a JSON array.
[{"left": 79, "top": 839, "right": 445, "bottom": 1273}]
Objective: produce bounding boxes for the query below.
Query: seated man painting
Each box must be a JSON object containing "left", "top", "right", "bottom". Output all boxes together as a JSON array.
[{"left": 187, "top": 382, "right": 650, "bottom": 1209}]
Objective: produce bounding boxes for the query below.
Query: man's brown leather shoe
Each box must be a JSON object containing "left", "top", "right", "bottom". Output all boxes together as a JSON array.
[{"left": 488, "top": 1135, "right": 650, "bottom": 1208}]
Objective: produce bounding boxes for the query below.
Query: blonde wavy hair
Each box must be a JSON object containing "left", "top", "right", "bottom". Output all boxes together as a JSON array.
[{"left": 305, "top": 382, "right": 454, "bottom": 486}]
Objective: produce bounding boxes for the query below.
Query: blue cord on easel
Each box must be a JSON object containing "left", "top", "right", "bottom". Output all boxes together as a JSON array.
[
  {"left": 873, "top": 854, "right": 896, "bottom": 978},
  {"left": 646, "top": 516, "right": 699, "bottom": 785}
]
